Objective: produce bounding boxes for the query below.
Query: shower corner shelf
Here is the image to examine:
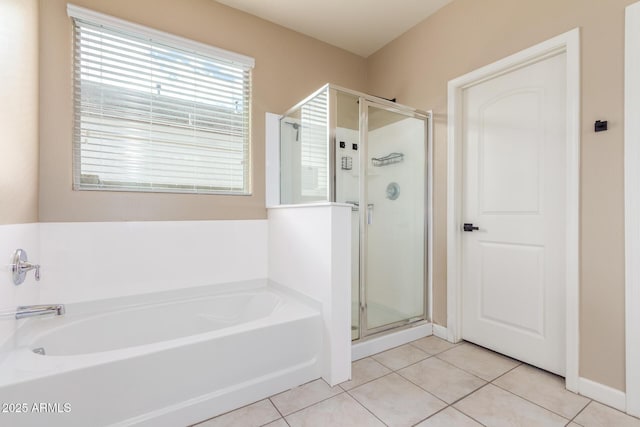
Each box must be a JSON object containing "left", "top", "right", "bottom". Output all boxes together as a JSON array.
[{"left": 371, "top": 152, "right": 404, "bottom": 167}]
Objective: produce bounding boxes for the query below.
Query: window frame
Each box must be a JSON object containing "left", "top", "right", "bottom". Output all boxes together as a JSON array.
[{"left": 67, "top": 4, "right": 255, "bottom": 195}]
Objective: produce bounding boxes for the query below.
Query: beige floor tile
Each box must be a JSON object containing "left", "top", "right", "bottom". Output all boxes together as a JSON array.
[
  {"left": 415, "top": 407, "right": 483, "bottom": 427},
  {"left": 262, "top": 419, "right": 288, "bottom": 427},
  {"left": 285, "top": 393, "right": 385, "bottom": 427},
  {"left": 437, "top": 342, "right": 519, "bottom": 381},
  {"left": 371, "top": 344, "right": 430, "bottom": 370},
  {"left": 567, "top": 423, "right": 582, "bottom": 427},
  {"left": 340, "top": 357, "right": 392, "bottom": 391},
  {"left": 410, "top": 336, "right": 459, "bottom": 355},
  {"left": 494, "top": 364, "right": 590, "bottom": 419},
  {"left": 398, "top": 357, "right": 486, "bottom": 404},
  {"left": 194, "top": 399, "right": 280, "bottom": 427},
  {"left": 574, "top": 401, "right": 640, "bottom": 427},
  {"left": 270, "top": 379, "right": 342, "bottom": 416},
  {"left": 349, "top": 372, "right": 446, "bottom": 427},
  {"left": 454, "top": 384, "right": 568, "bottom": 427}
]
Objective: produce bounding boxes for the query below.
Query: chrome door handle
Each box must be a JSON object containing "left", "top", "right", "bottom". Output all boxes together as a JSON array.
[{"left": 367, "top": 204, "right": 374, "bottom": 225}]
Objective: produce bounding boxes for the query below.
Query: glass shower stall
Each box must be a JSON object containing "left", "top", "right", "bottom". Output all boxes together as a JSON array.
[{"left": 280, "top": 84, "right": 430, "bottom": 340}]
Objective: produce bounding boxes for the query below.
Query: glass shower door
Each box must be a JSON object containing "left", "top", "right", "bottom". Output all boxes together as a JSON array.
[{"left": 361, "top": 103, "right": 427, "bottom": 335}]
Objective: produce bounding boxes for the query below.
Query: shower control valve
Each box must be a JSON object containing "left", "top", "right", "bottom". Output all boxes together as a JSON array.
[{"left": 10, "top": 249, "right": 40, "bottom": 285}]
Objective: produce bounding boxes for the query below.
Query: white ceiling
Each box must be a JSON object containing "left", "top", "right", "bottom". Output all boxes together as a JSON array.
[{"left": 215, "top": 0, "right": 452, "bottom": 57}]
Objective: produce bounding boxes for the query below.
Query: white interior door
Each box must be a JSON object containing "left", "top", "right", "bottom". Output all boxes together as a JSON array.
[{"left": 461, "top": 52, "right": 567, "bottom": 375}]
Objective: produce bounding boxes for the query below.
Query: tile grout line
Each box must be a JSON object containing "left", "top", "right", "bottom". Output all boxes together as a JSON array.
[
  {"left": 371, "top": 345, "right": 432, "bottom": 371},
  {"left": 259, "top": 416, "right": 290, "bottom": 427},
  {"left": 488, "top": 362, "right": 523, "bottom": 383},
  {"left": 271, "top": 387, "right": 347, "bottom": 420},
  {"left": 192, "top": 398, "right": 279, "bottom": 426},
  {"left": 344, "top": 387, "right": 392, "bottom": 426},
  {"left": 566, "top": 400, "right": 592, "bottom": 426},
  {"left": 343, "top": 351, "right": 463, "bottom": 426},
  {"left": 488, "top": 380, "right": 574, "bottom": 423},
  {"left": 409, "top": 405, "right": 450, "bottom": 427},
  {"left": 408, "top": 402, "right": 489, "bottom": 427},
  {"left": 378, "top": 352, "right": 434, "bottom": 372},
  {"left": 267, "top": 397, "right": 290, "bottom": 426},
  {"left": 355, "top": 337, "right": 462, "bottom": 381},
  {"left": 378, "top": 351, "right": 480, "bottom": 427},
  {"left": 445, "top": 382, "right": 493, "bottom": 426},
  {"left": 487, "top": 362, "right": 595, "bottom": 423},
  {"left": 407, "top": 339, "right": 463, "bottom": 356},
  {"left": 266, "top": 375, "right": 338, "bottom": 422},
  {"left": 580, "top": 399, "right": 640, "bottom": 421},
  {"left": 429, "top": 341, "right": 523, "bottom": 383},
  {"left": 448, "top": 381, "right": 493, "bottom": 407},
  {"left": 384, "top": 347, "right": 459, "bottom": 407},
  {"left": 489, "top": 377, "right": 586, "bottom": 423},
  {"left": 392, "top": 365, "right": 458, "bottom": 406},
  {"left": 345, "top": 361, "right": 456, "bottom": 427},
  {"left": 431, "top": 353, "right": 505, "bottom": 383},
  {"left": 339, "top": 361, "right": 396, "bottom": 392},
  {"left": 380, "top": 339, "right": 494, "bottom": 425},
  {"left": 438, "top": 373, "right": 562, "bottom": 427}
]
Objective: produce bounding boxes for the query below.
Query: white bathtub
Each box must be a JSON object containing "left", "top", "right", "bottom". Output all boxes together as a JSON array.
[{"left": 0, "top": 280, "right": 322, "bottom": 427}]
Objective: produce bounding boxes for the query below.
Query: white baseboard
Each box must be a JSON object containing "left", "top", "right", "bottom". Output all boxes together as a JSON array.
[
  {"left": 433, "top": 324, "right": 449, "bottom": 341},
  {"left": 351, "top": 323, "right": 432, "bottom": 361},
  {"left": 578, "top": 377, "right": 626, "bottom": 412}
]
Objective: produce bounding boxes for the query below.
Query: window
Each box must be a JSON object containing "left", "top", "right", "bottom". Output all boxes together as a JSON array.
[{"left": 68, "top": 5, "right": 254, "bottom": 194}]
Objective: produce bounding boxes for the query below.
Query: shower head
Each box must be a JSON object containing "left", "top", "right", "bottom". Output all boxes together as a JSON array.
[{"left": 285, "top": 122, "right": 300, "bottom": 141}]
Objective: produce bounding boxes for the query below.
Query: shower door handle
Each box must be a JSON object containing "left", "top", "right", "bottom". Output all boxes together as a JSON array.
[{"left": 367, "top": 204, "right": 374, "bottom": 225}]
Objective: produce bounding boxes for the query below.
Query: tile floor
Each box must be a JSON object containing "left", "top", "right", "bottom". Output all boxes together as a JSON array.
[{"left": 194, "top": 336, "right": 640, "bottom": 427}]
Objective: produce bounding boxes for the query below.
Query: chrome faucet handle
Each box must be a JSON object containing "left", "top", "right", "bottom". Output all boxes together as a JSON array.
[
  {"left": 21, "top": 261, "right": 40, "bottom": 281},
  {"left": 10, "top": 249, "right": 41, "bottom": 285}
]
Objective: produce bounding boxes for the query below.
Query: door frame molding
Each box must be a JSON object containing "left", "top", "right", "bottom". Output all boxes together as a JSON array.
[
  {"left": 625, "top": 2, "right": 640, "bottom": 417},
  {"left": 446, "top": 28, "right": 581, "bottom": 392}
]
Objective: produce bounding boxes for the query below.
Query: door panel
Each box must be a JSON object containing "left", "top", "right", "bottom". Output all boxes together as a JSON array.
[
  {"left": 479, "top": 242, "right": 544, "bottom": 336},
  {"left": 461, "top": 53, "right": 566, "bottom": 375},
  {"left": 479, "top": 90, "right": 541, "bottom": 214},
  {"left": 363, "top": 104, "right": 426, "bottom": 334}
]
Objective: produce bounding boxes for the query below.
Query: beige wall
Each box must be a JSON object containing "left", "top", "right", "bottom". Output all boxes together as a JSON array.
[
  {"left": 38, "top": 0, "right": 366, "bottom": 221},
  {"left": 366, "top": 0, "right": 632, "bottom": 391},
  {"left": 0, "top": 0, "right": 39, "bottom": 224}
]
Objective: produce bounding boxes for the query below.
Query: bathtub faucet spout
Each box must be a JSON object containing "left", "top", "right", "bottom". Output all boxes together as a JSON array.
[{"left": 15, "top": 304, "right": 65, "bottom": 320}]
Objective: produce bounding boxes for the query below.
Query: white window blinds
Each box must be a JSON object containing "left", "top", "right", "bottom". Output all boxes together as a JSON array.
[{"left": 68, "top": 5, "right": 254, "bottom": 194}]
